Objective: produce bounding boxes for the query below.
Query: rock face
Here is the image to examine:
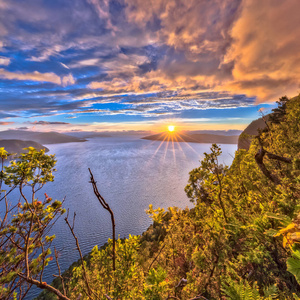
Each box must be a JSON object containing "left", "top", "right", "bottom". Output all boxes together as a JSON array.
[
  {"left": 0, "top": 130, "right": 86, "bottom": 144},
  {"left": 238, "top": 117, "right": 268, "bottom": 150},
  {"left": 0, "top": 139, "right": 49, "bottom": 155},
  {"left": 142, "top": 133, "right": 239, "bottom": 144}
]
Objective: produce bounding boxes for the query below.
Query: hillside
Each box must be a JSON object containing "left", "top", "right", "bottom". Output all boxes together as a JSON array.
[
  {"left": 237, "top": 117, "right": 268, "bottom": 150},
  {"left": 0, "top": 130, "right": 86, "bottom": 144},
  {"left": 142, "top": 132, "right": 239, "bottom": 144},
  {"left": 0, "top": 139, "right": 49, "bottom": 154}
]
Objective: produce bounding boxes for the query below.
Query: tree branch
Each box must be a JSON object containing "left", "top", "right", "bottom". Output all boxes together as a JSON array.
[
  {"left": 18, "top": 273, "right": 70, "bottom": 300},
  {"left": 65, "top": 212, "right": 93, "bottom": 298},
  {"left": 255, "top": 147, "right": 281, "bottom": 185},
  {"left": 89, "top": 168, "right": 116, "bottom": 272},
  {"left": 54, "top": 247, "right": 66, "bottom": 296}
]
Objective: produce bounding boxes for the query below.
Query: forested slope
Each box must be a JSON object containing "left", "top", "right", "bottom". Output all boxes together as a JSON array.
[
  {"left": 1, "top": 95, "right": 300, "bottom": 300},
  {"left": 55, "top": 95, "right": 300, "bottom": 299}
]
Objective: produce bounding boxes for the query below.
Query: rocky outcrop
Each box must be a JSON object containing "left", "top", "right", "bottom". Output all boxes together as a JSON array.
[{"left": 238, "top": 117, "right": 268, "bottom": 150}]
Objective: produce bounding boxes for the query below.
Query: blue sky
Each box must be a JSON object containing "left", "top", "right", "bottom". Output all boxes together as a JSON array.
[{"left": 0, "top": 0, "right": 299, "bottom": 132}]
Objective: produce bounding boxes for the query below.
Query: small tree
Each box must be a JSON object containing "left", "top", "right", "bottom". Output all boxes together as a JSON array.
[
  {"left": 0, "top": 147, "right": 69, "bottom": 300},
  {"left": 185, "top": 144, "right": 228, "bottom": 222}
]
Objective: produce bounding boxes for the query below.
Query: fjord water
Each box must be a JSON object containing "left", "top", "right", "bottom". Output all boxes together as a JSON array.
[{"left": 28, "top": 136, "right": 236, "bottom": 298}]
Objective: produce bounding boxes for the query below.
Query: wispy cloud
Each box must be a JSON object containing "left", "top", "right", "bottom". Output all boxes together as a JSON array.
[
  {"left": 28, "top": 121, "right": 70, "bottom": 125},
  {"left": 0, "top": 69, "right": 75, "bottom": 86}
]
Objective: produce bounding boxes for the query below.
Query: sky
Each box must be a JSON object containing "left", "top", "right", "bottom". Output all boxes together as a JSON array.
[{"left": 0, "top": 0, "right": 299, "bottom": 133}]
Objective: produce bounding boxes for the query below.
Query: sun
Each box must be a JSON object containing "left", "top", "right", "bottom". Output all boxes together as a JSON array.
[{"left": 168, "top": 125, "right": 175, "bottom": 132}]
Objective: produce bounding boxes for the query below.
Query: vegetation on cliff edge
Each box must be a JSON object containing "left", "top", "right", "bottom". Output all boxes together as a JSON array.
[{"left": 1, "top": 95, "right": 300, "bottom": 299}]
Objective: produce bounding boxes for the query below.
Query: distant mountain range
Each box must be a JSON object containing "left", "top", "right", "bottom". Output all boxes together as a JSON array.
[
  {"left": 142, "top": 132, "right": 239, "bottom": 144},
  {"left": 0, "top": 130, "right": 86, "bottom": 155},
  {"left": 0, "top": 130, "right": 86, "bottom": 144}
]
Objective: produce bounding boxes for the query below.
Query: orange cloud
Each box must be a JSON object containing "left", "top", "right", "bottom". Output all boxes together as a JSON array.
[
  {"left": 0, "top": 122, "right": 14, "bottom": 125},
  {"left": 124, "top": 0, "right": 300, "bottom": 102},
  {"left": 223, "top": 0, "right": 300, "bottom": 101}
]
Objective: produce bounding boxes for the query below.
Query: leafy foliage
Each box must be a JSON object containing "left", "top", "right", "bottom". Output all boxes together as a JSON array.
[{"left": 0, "top": 148, "right": 66, "bottom": 299}]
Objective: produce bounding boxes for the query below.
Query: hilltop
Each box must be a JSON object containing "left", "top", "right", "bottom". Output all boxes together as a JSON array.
[{"left": 0, "top": 139, "right": 49, "bottom": 154}]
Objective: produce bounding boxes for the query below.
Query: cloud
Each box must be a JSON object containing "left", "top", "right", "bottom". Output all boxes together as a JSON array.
[
  {"left": 223, "top": 0, "right": 300, "bottom": 101},
  {"left": 28, "top": 45, "right": 64, "bottom": 62},
  {"left": 69, "top": 58, "right": 101, "bottom": 68},
  {"left": 0, "top": 121, "right": 14, "bottom": 125},
  {"left": 16, "top": 127, "right": 29, "bottom": 130},
  {"left": 0, "top": 56, "right": 10, "bottom": 66},
  {"left": 29, "top": 121, "right": 70, "bottom": 125},
  {"left": 124, "top": 0, "right": 241, "bottom": 79},
  {"left": 0, "top": 0, "right": 299, "bottom": 128},
  {"left": 86, "top": 0, "right": 116, "bottom": 31},
  {"left": 0, "top": 69, "right": 75, "bottom": 86},
  {"left": 60, "top": 62, "right": 70, "bottom": 69},
  {"left": 61, "top": 74, "right": 76, "bottom": 86},
  {"left": 0, "top": 111, "right": 17, "bottom": 119}
]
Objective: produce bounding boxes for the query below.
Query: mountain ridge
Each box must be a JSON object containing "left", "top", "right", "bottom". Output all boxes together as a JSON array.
[{"left": 0, "top": 130, "right": 86, "bottom": 144}]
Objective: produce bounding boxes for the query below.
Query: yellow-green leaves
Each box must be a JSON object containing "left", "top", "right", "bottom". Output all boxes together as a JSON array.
[
  {"left": 4, "top": 147, "right": 56, "bottom": 187},
  {"left": 0, "top": 147, "right": 9, "bottom": 160}
]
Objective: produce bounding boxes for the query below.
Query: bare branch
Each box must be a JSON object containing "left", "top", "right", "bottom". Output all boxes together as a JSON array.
[
  {"left": 147, "top": 243, "right": 166, "bottom": 273},
  {"left": 89, "top": 168, "right": 116, "bottom": 272},
  {"left": 54, "top": 247, "right": 66, "bottom": 296},
  {"left": 65, "top": 213, "right": 93, "bottom": 299},
  {"left": 175, "top": 278, "right": 187, "bottom": 289},
  {"left": 266, "top": 152, "right": 292, "bottom": 163}
]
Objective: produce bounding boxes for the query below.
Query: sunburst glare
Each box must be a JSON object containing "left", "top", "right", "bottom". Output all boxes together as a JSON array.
[
  {"left": 168, "top": 125, "right": 175, "bottom": 132},
  {"left": 143, "top": 125, "right": 199, "bottom": 167}
]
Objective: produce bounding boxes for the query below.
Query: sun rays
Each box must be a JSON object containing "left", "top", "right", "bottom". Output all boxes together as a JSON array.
[{"left": 143, "top": 125, "right": 199, "bottom": 166}]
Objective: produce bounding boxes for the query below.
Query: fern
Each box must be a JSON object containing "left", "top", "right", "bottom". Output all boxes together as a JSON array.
[
  {"left": 222, "top": 280, "right": 261, "bottom": 300},
  {"left": 263, "top": 285, "right": 278, "bottom": 299},
  {"left": 222, "top": 280, "right": 278, "bottom": 300}
]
